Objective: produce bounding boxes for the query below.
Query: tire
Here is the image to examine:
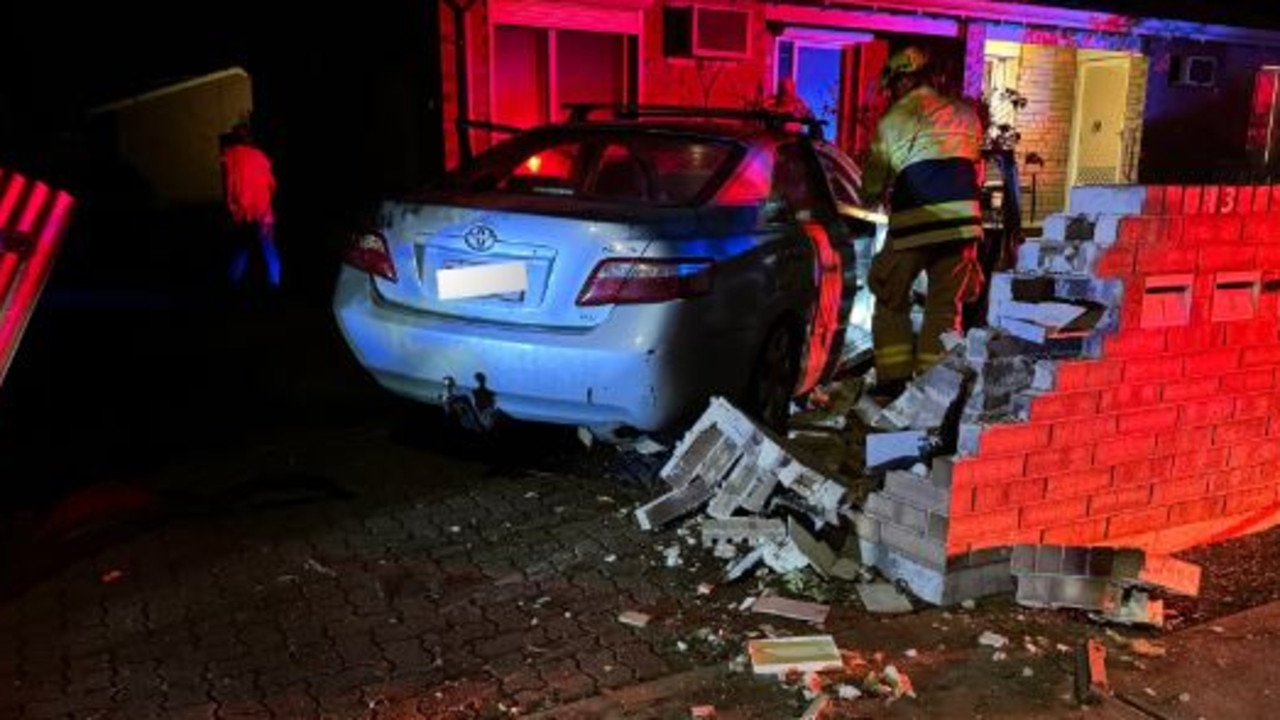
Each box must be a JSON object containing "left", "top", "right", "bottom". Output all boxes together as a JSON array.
[{"left": 746, "top": 321, "right": 800, "bottom": 433}]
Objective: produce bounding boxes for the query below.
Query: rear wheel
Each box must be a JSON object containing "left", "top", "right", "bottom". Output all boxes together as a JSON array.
[{"left": 746, "top": 322, "right": 800, "bottom": 432}]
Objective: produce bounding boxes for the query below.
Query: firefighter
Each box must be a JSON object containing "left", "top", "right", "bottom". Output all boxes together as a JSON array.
[
  {"left": 219, "top": 122, "right": 280, "bottom": 290},
  {"left": 861, "top": 46, "right": 984, "bottom": 401}
]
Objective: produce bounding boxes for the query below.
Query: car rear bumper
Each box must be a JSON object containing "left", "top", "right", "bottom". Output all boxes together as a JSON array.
[{"left": 333, "top": 268, "right": 734, "bottom": 432}]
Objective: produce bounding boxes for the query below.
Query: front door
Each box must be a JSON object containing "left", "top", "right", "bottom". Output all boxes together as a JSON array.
[{"left": 1068, "top": 56, "right": 1132, "bottom": 186}]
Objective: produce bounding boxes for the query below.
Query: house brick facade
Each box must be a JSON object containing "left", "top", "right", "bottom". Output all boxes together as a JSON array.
[{"left": 950, "top": 184, "right": 1280, "bottom": 558}]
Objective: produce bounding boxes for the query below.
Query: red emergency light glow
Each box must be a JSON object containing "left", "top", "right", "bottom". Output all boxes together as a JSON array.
[{"left": 0, "top": 169, "right": 76, "bottom": 389}]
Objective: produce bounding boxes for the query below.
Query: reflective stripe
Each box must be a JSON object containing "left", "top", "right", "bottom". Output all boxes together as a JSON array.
[
  {"left": 915, "top": 353, "right": 941, "bottom": 372},
  {"left": 893, "top": 223, "right": 983, "bottom": 248},
  {"left": 892, "top": 200, "right": 982, "bottom": 230}
]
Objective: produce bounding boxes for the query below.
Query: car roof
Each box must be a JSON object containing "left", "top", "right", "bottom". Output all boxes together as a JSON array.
[{"left": 556, "top": 117, "right": 801, "bottom": 143}]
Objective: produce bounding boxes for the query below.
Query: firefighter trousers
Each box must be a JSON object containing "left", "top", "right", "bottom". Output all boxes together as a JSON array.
[{"left": 869, "top": 240, "right": 975, "bottom": 383}]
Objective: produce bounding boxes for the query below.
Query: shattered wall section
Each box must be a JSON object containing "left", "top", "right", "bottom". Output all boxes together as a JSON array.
[{"left": 951, "top": 184, "right": 1280, "bottom": 557}]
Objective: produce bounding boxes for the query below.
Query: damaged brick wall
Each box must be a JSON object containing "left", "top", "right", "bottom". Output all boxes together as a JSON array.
[{"left": 950, "top": 184, "right": 1280, "bottom": 559}]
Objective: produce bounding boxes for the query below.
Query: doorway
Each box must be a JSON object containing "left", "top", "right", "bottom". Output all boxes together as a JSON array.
[{"left": 1068, "top": 50, "right": 1144, "bottom": 188}]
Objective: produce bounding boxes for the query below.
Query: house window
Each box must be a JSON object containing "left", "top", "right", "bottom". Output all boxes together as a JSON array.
[
  {"left": 492, "top": 25, "right": 635, "bottom": 131},
  {"left": 1247, "top": 67, "right": 1280, "bottom": 172}
]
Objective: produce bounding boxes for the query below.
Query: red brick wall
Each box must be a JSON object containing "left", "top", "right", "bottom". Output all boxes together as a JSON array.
[{"left": 949, "top": 185, "right": 1280, "bottom": 557}]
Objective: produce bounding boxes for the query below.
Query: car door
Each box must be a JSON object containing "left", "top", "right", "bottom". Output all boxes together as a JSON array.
[
  {"left": 770, "top": 141, "right": 856, "bottom": 390},
  {"left": 816, "top": 143, "right": 884, "bottom": 365}
]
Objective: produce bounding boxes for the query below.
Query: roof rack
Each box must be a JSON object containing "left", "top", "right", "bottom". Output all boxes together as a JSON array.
[{"left": 561, "top": 103, "right": 827, "bottom": 141}]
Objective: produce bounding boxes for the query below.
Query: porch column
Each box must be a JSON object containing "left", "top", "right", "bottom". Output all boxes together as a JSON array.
[{"left": 962, "top": 21, "right": 987, "bottom": 101}]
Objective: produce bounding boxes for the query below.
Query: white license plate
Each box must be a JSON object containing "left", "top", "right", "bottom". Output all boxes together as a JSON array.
[{"left": 437, "top": 260, "right": 528, "bottom": 302}]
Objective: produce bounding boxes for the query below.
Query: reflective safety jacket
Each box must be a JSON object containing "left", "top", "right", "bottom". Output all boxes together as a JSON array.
[
  {"left": 862, "top": 86, "right": 983, "bottom": 249},
  {"left": 221, "top": 144, "right": 276, "bottom": 224}
]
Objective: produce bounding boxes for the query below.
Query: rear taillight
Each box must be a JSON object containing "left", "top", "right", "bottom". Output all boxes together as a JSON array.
[
  {"left": 344, "top": 231, "right": 397, "bottom": 282},
  {"left": 576, "top": 259, "right": 713, "bottom": 306}
]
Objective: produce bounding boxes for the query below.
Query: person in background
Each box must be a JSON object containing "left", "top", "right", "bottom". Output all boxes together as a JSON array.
[
  {"left": 219, "top": 122, "right": 280, "bottom": 290},
  {"left": 768, "top": 76, "right": 814, "bottom": 119},
  {"left": 860, "top": 45, "right": 985, "bottom": 403}
]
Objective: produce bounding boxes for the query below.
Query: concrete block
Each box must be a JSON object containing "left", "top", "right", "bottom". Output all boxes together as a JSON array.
[
  {"left": 995, "top": 317, "right": 1048, "bottom": 344},
  {"left": 788, "top": 517, "right": 842, "bottom": 579},
  {"left": 635, "top": 476, "right": 717, "bottom": 531},
  {"left": 1016, "top": 240, "right": 1044, "bottom": 272},
  {"left": 849, "top": 509, "right": 881, "bottom": 544},
  {"left": 1093, "top": 213, "right": 1123, "bottom": 247},
  {"left": 866, "top": 430, "right": 928, "bottom": 470},
  {"left": 1070, "top": 185, "right": 1147, "bottom": 216},
  {"left": 707, "top": 444, "right": 772, "bottom": 519},
  {"left": 700, "top": 517, "right": 787, "bottom": 547},
  {"left": 1041, "top": 213, "right": 1071, "bottom": 241},
  {"left": 1031, "top": 360, "right": 1057, "bottom": 392},
  {"left": 874, "top": 546, "right": 947, "bottom": 605},
  {"left": 957, "top": 422, "right": 981, "bottom": 456},
  {"left": 884, "top": 470, "right": 950, "bottom": 514},
  {"left": 930, "top": 456, "right": 955, "bottom": 490},
  {"left": 877, "top": 363, "right": 967, "bottom": 432},
  {"left": 856, "top": 582, "right": 914, "bottom": 614},
  {"left": 1010, "top": 544, "right": 1035, "bottom": 574},
  {"left": 964, "top": 327, "right": 991, "bottom": 368},
  {"left": 926, "top": 512, "right": 949, "bottom": 542},
  {"left": 778, "top": 465, "right": 847, "bottom": 527},
  {"left": 660, "top": 422, "right": 723, "bottom": 490},
  {"left": 1015, "top": 573, "right": 1111, "bottom": 610},
  {"left": 751, "top": 594, "right": 831, "bottom": 624},
  {"left": 879, "top": 520, "right": 947, "bottom": 569},
  {"left": 945, "top": 561, "right": 1016, "bottom": 603}
]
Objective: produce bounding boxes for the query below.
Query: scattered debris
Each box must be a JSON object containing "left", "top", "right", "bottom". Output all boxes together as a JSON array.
[
  {"left": 631, "top": 436, "right": 667, "bottom": 455},
  {"left": 663, "top": 545, "right": 684, "bottom": 568},
  {"left": 798, "top": 695, "right": 830, "bottom": 720},
  {"left": 1075, "top": 638, "right": 1109, "bottom": 705},
  {"left": 303, "top": 557, "right": 338, "bottom": 578},
  {"left": 1178, "top": 692, "right": 1191, "bottom": 703},
  {"left": 618, "top": 610, "right": 652, "bottom": 628},
  {"left": 1092, "top": 587, "right": 1164, "bottom": 628},
  {"left": 100, "top": 569, "right": 125, "bottom": 584},
  {"left": 696, "top": 582, "right": 715, "bottom": 596},
  {"left": 1128, "top": 638, "right": 1166, "bottom": 658},
  {"left": 855, "top": 583, "right": 914, "bottom": 614},
  {"left": 577, "top": 426, "right": 594, "bottom": 449},
  {"left": 750, "top": 594, "right": 831, "bottom": 625},
  {"left": 882, "top": 664, "right": 916, "bottom": 700},
  {"left": 836, "top": 684, "right": 861, "bottom": 700},
  {"left": 747, "top": 636, "right": 843, "bottom": 675},
  {"left": 978, "top": 631, "right": 1009, "bottom": 649},
  {"left": 1022, "top": 666, "right": 1035, "bottom": 678},
  {"left": 689, "top": 705, "right": 717, "bottom": 719}
]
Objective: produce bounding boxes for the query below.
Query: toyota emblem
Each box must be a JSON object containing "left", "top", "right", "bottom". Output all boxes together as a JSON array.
[{"left": 464, "top": 224, "right": 498, "bottom": 252}]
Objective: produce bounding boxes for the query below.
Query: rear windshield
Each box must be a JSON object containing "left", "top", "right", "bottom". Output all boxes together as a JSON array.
[{"left": 444, "top": 128, "right": 740, "bottom": 206}]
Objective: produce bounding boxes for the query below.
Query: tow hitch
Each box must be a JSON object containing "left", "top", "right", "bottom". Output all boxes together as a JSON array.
[{"left": 441, "top": 372, "right": 499, "bottom": 432}]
